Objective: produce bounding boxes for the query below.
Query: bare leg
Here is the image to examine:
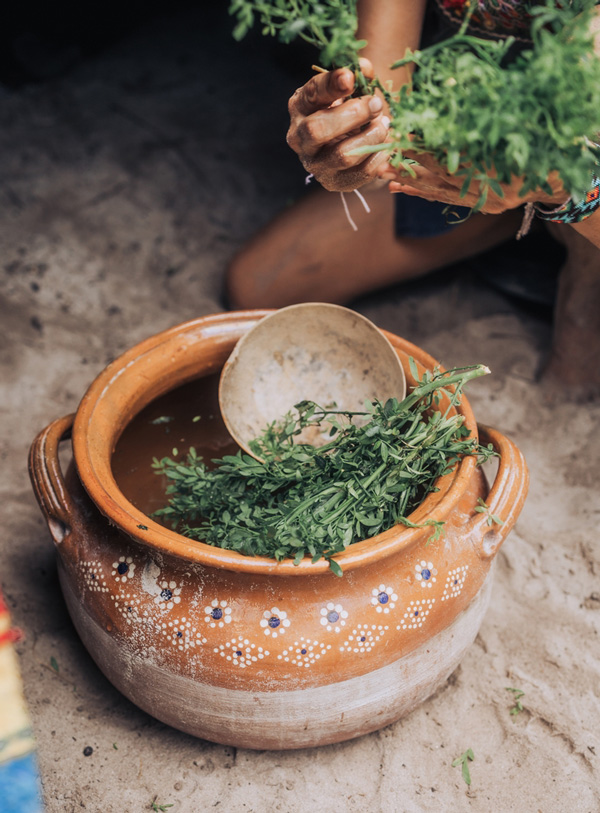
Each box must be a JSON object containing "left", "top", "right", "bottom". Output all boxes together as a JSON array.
[
  {"left": 226, "top": 184, "right": 523, "bottom": 309},
  {"left": 542, "top": 223, "right": 600, "bottom": 400}
]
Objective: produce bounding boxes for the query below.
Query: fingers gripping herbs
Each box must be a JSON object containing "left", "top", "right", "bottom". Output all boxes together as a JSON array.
[
  {"left": 152, "top": 364, "right": 496, "bottom": 576},
  {"left": 229, "top": 0, "right": 600, "bottom": 211}
]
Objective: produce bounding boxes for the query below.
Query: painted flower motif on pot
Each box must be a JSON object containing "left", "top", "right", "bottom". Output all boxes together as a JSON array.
[
  {"left": 319, "top": 602, "right": 348, "bottom": 633},
  {"left": 80, "top": 560, "right": 109, "bottom": 593},
  {"left": 153, "top": 580, "right": 182, "bottom": 610},
  {"left": 415, "top": 560, "right": 437, "bottom": 588},
  {"left": 340, "top": 623, "right": 389, "bottom": 654},
  {"left": 398, "top": 598, "right": 436, "bottom": 630},
  {"left": 371, "top": 584, "right": 398, "bottom": 613},
  {"left": 160, "top": 617, "right": 207, "bottom": 651},
  {"left": 111, "top": 555, "right": 136, "bottom": 583},
  {"left": 204, "top": 599, "right": 233, "bottom": 628},
  {"left": 441, "top": 565, "right": 469, "bottom": 601},
  {"left": 260, "top": 607, "right": 290, "bottom": 637},
  {"left": 112, "top": 591, "right": 142, "bottom": 625},
  {"left": 214, "top": 636, "right": 269, "bottom": 668},
  {"left": 278, "top": 638, "right": 332, "bottom": 668}
]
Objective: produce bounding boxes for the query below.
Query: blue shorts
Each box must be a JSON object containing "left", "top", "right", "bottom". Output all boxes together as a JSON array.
[{"left": 394, "top": 195, "right": 471, "bottom": 238}]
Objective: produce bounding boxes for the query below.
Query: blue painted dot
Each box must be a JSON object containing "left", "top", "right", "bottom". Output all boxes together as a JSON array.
[
  {"left": 268, "top": 616, "right": 280, "bottom": 628},
  {"left": 414, "top": 610, "right": 419, "bottom": 616},
  {"left": 327, "top": 610, "right": 340, "bottom": 623},
  {"left": 301, "top": 649, "right": 307, "bottom": 655},
  {"left": 91, "top": 573, "right": 96, "bottom": 580},
  {"left": 235, "top": 650, "right": 242, "bottom": 657},
  {"left": 127, "top": 606, "right": 133, "bottom": 612},
  {"left": 421, "top": 568, "right": 431, "bottom": 580},
  {"left": 117, "top": 562, "right": 129, "bottom": 575},
  {"left": 211, "top": 608, "right": 223, "bottom": 620},
  {"left": 378, "top": 592, "right": 389, "bottom": 604},
  {"left": 161, "top": 588, "right": 173, "bottom": 600},
  {"left": 360, "top": 636, "right": 366, "bottom": 642},
  {"left": 454, "top": 579, "right": 458, "bottom": 585},
  {"left": 176, "top": 631, "right": 183, "bottom": 638}
]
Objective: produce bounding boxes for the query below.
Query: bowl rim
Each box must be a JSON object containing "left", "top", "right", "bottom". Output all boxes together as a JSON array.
[{"left": 72, "top": 310, "right": 479, "bottom": 575}]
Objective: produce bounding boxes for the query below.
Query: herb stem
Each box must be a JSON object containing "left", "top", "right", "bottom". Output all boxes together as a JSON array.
[{"left": 400, "top": 365, "right": 490, "bottom": 412}]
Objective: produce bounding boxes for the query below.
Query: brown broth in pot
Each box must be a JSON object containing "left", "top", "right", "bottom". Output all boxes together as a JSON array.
[{"left": 111, "top": 373, "right": 239, "bottom": 518}]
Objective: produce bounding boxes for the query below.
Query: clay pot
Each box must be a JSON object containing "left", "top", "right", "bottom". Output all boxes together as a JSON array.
[{"left": 29, "top": 311, "right": 528, "bottom": 750}]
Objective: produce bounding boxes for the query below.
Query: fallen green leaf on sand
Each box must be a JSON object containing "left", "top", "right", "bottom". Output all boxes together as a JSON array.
[
  {"left": 506, "top": 687, "right": 526, "bottom": 717},
  {"left": 452, "top": 748, "right": 475, "bottom": 786}
]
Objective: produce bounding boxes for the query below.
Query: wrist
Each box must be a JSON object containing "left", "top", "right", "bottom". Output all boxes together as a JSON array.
[{"left": 534, "top": 174, "right": 600, "bottom": 224}]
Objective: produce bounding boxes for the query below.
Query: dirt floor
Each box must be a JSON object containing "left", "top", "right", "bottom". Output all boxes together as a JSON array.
[{"left": 1, "top": 5, "right": 599, "bottom": 812}]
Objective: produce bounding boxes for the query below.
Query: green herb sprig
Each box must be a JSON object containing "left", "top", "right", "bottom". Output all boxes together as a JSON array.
[
  {"left": 474, "top": 497, "right": 504, "bottom": 527},
  {"left": 230, "top": 0, "right": 600, "bottom": 210},
  {"left": 230, "top": 0, "right": 370, "bottom": 93},
  {"left": 152, "top": 364, "right": 494, "bottom": 575}
]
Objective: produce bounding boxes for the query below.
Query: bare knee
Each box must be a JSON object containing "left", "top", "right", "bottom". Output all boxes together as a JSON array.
[
  {"left": 541, "top": 223, "right": 600, "bottom": 399},
  {"left": 225, "top": 249, "right": 258, "bottom": 311},
  {"left": 225, "top": 244, "right": 297, "bottom": 310}
]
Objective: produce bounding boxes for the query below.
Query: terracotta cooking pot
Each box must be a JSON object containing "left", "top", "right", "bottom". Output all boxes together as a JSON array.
[{"left": 29, "top": 311, "right": 528, "bottom": 750}]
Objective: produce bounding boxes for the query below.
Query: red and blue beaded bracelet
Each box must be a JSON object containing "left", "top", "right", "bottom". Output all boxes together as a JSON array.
[{"left": 535, "top": 173, "right": 600, "bottom": 224}]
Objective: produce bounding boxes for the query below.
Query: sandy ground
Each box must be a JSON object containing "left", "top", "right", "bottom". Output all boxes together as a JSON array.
[{"left": 1, "top": 5, "right": 599, "bottom": 812}]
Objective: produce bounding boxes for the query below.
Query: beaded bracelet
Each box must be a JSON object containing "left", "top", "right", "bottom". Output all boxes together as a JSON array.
[{"left": 534, "top": 173, "right": 600, "bottom": 224}]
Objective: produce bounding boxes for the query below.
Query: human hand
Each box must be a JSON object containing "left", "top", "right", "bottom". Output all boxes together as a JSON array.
[
  {"left": 286, "top": 58, "right": 391, "bottom": 192},
  {"left": 377, "top": 151, "right": 570, "bottom": 214}
]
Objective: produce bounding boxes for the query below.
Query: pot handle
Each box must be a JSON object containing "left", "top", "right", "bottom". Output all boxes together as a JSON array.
[
  {"left": 28, "top": 414, "right": 78, "bottom": 548},
  {"left": 469, "top": 424, "right": 529, "bottom": 560}
]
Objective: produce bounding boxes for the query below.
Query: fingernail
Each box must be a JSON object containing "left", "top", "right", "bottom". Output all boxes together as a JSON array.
[
  {"left": 382, "top": 115, "right": 390, "bottom": 129},
  {"left": 337, "top": 73, "right": 352, "bottom": 92},
  {"left": 379, "top": 171, "right": 397, "bottom": 180},
  {"left": 369, "top": 96, "right": 383, "bottom": 114}
]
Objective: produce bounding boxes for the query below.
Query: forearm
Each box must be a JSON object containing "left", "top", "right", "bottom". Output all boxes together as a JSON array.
[
  {"left": 569, "top": 209, "right": 600, "bottom": 250},
  {"left": 357, "top": 0, "right": 427, "bottom": 90}
]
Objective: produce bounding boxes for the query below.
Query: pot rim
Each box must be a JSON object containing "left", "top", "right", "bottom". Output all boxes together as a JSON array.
[{"left": 72, "top": 310, "right": 479, "bottom": 575}]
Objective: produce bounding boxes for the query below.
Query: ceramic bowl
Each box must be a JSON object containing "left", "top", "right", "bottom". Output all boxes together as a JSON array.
[{"left": 218, "top": 302, "right": 406, "bottom": 456}]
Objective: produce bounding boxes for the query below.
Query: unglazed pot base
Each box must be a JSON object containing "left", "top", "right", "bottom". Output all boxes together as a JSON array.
[
  {"left": 60, "top": 559, "right": 494, "bottom": 750},
  {"left": 29, "top": 310, "right": 529, "bottom": 750}
]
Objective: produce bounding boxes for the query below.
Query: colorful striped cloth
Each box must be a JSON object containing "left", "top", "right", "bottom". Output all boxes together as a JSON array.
[{"left": 0, "top": 590, "right": 44, "bottom": 812}]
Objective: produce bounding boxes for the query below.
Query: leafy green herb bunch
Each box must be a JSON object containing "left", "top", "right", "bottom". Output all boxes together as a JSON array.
[
  {"left": 383, "top": 1, "right": 600, "bottom": 209},
  {"left": 230, "top": 0, "right": 370, "bottom": 92},
  {"left": 229, "top": 0, "right": 600, "bottom": 210},
  {"left": 152, "top": 363, "right": 495, "bottom": 576}
]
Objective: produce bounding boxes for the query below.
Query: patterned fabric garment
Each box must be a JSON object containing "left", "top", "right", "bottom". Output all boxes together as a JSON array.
[
  {"left": 432, "top": 0, "right": 536, "bottom": 41},
  {"left": 433, "top": 0, "right": 600, "bottom": 41}
]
